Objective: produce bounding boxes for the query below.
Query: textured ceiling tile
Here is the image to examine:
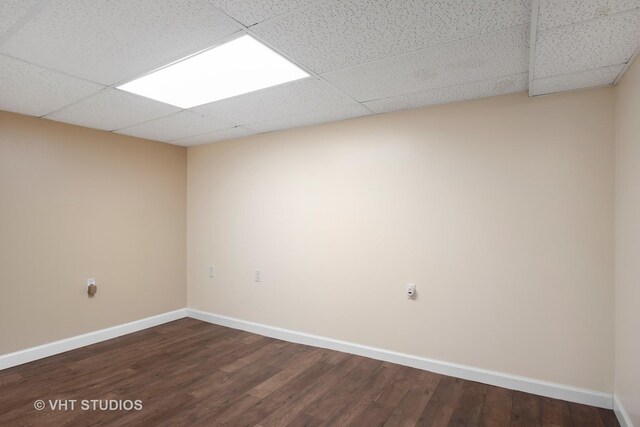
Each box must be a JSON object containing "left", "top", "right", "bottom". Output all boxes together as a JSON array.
[
  {"left": 531, "top": 64, "right": 624, "bottom": 95},
  {"left": 0, "top": 54, "right": 104, "bottom": 117},
  {"left": 243, "top": 103, "right": 371, "bottom": 133},
  {"left": 538, "top": 0, "right": 640, "bottom": 30},
  {"left": 534, "top": 10, "right": 640, "bottom": 78},
  {"left": 210, "top": 0, "right": 316, "bottom": 26},
  {"left": 115, "top": 111, "right": 233, "bottom": 142},
  {"left": 192, "top": 77, "right": 355, "bottom": 124},
  {"left": 252, "top": 0, "right": 530, "bottom": 73},
  {"left": 0, "top": 0, "right": 242, "bottom": 85},
  {"left": 363, "top": 73, "right": 528, "bottom": 113},
  {"left": 170, "top": 126, "right": 256, "bottom": 146},
  {"left": 0, "top": 0, "right": 41, "bottom": 40},
  {"left": 45, "top": 88, "right": 180, "bottom": 131},
  {"left": 322, "top": 25, "right": 529, "bottom": 102}
]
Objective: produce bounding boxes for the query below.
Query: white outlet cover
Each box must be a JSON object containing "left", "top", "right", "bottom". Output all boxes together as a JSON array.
[
  {"left": 406, "top": 283, "right": 416, "bottom": 299},
  {"left": 87, "top": 277, "right": 96, "bottom": 286}
]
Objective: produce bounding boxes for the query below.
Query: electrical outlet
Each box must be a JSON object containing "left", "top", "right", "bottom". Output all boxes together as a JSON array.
[
  {"left": 208, "top": 266, "right": 215, "bottom": 278},
  {"left": 406, "top": 283, "right": 416, "bottom": 299},
  {"left": 254, "top": 269, "right": 262, "bottom": 283},
  {"left": 86, "top": 277, "right": 97, "bottom": 297}
]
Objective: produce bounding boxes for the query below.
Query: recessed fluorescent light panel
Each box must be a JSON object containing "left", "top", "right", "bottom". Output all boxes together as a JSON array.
[{"left": 117, "top": 35, "right": 309, "bottom": 108}]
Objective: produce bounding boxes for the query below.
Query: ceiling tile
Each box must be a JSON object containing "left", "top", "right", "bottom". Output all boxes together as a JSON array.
[
  {"left": 322, "top": 25, "right": 529, "bottom": 102},
  {"left": 363, "top": 73, "right": 528, "bottom": 113},
  {"left": 538, "top": 0, "right": 640, "bottom": 30},
  {"left": 170, "top": 126, "right": 256, "bottom": 146},
  {"left": 531, "top": 65, "right": 624, "bottom": 95},
  {"left": 0, "top": 0, "right": 41, "bottom": 41},
  {"left": 0, "top": 54, "right": 104, "bottom": 117},
  {"left": 192, "top": 77, "right": 355, "bottom": 124},
  {"left": 45, "top": 88, "right": 180, "bottom": 131},
  {"left": 244, "top": 103, "right": 371, "bottom": 133},
  {"left": 534, "top": 10, "right": 640, "bottom": 78},
  {"left": 116, "top": 111, "right": 233, "bottom": 142},
  {"left": 210, "top": 0, "right": 316, "bottom": 26},
  {"left": 0, "top": 0, "right": 242, "bottom": 85},
  {"left": 252, "top": 0, "right": 530, "bottom": 74}
]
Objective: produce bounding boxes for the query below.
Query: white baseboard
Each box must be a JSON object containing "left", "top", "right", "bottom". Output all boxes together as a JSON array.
[
  {"left": 614, "top": 395, "right": 635, "bottom": 427},
  {"left": 0, "top": 309, "right": 188, "bottom": 370},
  {"left": 187, "top": 308, "right": 613, "bottom": 409},
  {"left": 0, "top": 307, "right": 616, "bottom": 413}
]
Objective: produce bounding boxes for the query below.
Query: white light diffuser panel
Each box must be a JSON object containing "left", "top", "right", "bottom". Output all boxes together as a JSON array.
[{"left": 118, "top": 35, "right": 309, "bottom": 108}]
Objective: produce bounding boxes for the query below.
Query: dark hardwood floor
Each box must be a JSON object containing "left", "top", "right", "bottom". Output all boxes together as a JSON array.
[{"left": 0, "top": 318, "right": 619, "bottom": 426}]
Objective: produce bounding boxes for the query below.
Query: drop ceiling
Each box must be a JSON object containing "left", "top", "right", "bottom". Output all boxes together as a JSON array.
[{"left": 0, "top": 0, "right": 638, "bottom": 146}]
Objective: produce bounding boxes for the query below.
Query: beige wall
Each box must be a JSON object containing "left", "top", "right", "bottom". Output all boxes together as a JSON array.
[
  {"left": 615, "top": 57, "right": 640, "bottom": 425},
  {"left": 187, "top": 89, "right": 615, "bottom": 392},
  {"left": 0, "top": 112, "right": 186, "bottom": 355},
  {"left": 0, "top": 83, "right": 621, "bottom": 398}
]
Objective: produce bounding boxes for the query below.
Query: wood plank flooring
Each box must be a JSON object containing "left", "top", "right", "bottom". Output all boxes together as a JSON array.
[{"left": 0, "top": 318, "right": 619, "bottom": 426}]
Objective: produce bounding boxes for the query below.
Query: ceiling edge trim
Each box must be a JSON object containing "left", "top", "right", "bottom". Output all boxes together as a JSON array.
[{"left": 528, "top": 0, "right": 540, "bottom": 97}]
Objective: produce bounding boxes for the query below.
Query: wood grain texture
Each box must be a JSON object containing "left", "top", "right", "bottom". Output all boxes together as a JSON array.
[{"left": 0, "top": 319, "right": 619, "bottom": 426}]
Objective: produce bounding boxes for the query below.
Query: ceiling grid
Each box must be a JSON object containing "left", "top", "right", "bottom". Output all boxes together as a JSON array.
[{"left": 0, "top": 0, "right": 638, "bottom": 145}]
